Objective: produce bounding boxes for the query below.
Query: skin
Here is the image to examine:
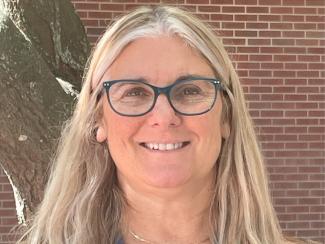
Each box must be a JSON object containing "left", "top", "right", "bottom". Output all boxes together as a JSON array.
[{"left": 97, "top": 35, "right": 229, "bottom": 243}]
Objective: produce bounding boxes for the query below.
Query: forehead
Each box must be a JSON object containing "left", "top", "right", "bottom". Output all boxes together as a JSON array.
[{"left": 104, "top": 35, "right": 215, "bottom": 84}]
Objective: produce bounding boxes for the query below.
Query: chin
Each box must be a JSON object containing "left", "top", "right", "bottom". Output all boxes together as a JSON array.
[{"left": 143, "top": 169, "right": 192, "bottom": 188}]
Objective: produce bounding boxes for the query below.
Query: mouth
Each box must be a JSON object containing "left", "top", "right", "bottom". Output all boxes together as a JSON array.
[{"left": 139, "top": 141, "right": 191, "bottom": 151}]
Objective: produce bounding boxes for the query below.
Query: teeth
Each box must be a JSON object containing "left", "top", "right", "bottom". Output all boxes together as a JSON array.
[{"left": 144, "top": 142, "right": 184, "bottom": 151}]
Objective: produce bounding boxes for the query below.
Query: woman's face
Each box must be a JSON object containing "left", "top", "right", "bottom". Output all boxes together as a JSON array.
[{"left": 99, "top": 36, "right": 228, "bottom": 189}]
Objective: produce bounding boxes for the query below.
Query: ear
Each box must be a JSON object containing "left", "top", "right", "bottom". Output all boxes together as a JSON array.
[
  {"left": 96, "top": 126, "right": 107, "bottom": 143},
  {"left": 221, "top": 122, "right": 230, "bottom": 139}
]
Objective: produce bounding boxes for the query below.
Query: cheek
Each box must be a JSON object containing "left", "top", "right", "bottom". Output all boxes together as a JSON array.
[
  {"left": 103, "top": 109, "right": 143, "bottom": 151},
  {"left": 194, "top": 109, "right": 223, "bottom": 160}
]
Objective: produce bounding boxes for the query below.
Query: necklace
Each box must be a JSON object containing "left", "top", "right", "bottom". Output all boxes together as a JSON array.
[{"left": 129, "top": 230, "right": 210, "bottom": 244}]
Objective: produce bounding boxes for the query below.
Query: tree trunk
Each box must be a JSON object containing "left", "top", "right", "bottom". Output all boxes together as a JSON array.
[{"left": 0, "top": 0, "right": 90, "bottom": 222}]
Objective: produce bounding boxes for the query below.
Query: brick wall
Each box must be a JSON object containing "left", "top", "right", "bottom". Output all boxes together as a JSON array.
[
  {"left": 0, "top": 169, "right": 17, "bottom": 243},
  {"left": 0, "top": 0, "right": 324, "bottom": 243}
]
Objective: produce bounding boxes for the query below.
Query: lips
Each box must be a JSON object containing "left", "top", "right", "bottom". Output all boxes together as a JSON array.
[{"left": 139, "top": 141, "right": 190, "bottom": 151}]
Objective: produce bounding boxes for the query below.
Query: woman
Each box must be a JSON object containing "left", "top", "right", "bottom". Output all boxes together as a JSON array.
[{"left": 19, "top": 5, "right": 313, "bottom": 244}]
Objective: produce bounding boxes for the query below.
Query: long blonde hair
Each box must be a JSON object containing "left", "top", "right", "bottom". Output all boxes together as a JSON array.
[{"left": 19, "top": 5, "right": 294, "bottom": 244}]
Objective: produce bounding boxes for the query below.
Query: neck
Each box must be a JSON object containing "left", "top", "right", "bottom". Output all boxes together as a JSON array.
[{"left": 118, "top": 174, "right": 214, "bottom": 244}]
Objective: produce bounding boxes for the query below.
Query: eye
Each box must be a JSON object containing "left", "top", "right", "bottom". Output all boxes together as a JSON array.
[
  {"left": 124, "top": 88, "right": 149, "bottom": 97},
  {"left": 182, "top": 87, "right": 201, "bottom": 95}
]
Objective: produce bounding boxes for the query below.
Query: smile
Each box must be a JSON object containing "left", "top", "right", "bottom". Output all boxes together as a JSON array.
[{"left": 140, "top": 142, "right": 190, "bottom": 151}]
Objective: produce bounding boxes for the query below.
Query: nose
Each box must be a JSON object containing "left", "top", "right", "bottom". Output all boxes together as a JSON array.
[{"left": 146, "top": 94, "right": 182, "bottom": 127}]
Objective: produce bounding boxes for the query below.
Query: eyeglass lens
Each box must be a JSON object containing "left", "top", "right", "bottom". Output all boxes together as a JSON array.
[{"left": 108, "top": 79, "right": 217, "bottom": 116}]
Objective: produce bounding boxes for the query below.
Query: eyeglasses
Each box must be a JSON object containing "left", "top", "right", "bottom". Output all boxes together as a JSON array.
[{"left": 102, "top": 76, "right": 223, "bottom": 117}]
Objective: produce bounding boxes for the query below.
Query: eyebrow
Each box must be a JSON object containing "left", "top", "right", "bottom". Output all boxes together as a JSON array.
[{"left": 126, "top": 74, "right": 210, "bottom": 83}]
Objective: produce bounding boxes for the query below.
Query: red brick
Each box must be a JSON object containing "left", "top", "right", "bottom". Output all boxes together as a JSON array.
[
  {"left": 284, "top": 47, "right": 307, "bottom": 54},
  {"left": 285, "top": 111, "right": 308, "bottom": 117},
  {"left": 223, "top": 38, "right": 246, "bottom": 45},
  {"left": 285, "top": 63, "right": 307, "bottom": 70},
  {"left": 88, "top": 11, "right": 112, "bottom": 19},
  {"left": 298, "top": 55, "right": 320, "bottom": 62},
  {"left": 295, "top": 7, "right": 318, "bottom": 14},
  {"left": 270, "top": 23, "right": 293, "bottom": 30},
  {"left": 261, "top": 94, "right": 284, "bottom": 101},
  {"left": 283, "top": 0, "right": 305, "bottom": 5},
  {"left": 250, "top": 102, "right": 271, "bottom": 109},
  {"left": 274, "top": 134, "right": 297, "bottom": 142},
  {"left": 285, "top": 94, "right": 307, "bottom": 101},
  {"left": 297, "top": 86, "right": 319, "bottom": 93},
  {"left": 287, "top": 222, "right": 309, "bottom": 229},
  {"left": 282, "top": 31, "right": 305, "bottom": 38},
  {"left": 210, "top": 0, "right": 233, "bottom": 3},
  {"left": 311, "top": 222, "right": 325, "bottom": 229},
  {"left": 272, "top": 39, "right": 295, "bottom": 46},
  {"left": 259, "top": 15, "right": 281, "bottom": 21},
  {"left": 309, "top": 142, "right": 325, "bottom": 149},
  {"left": 259, "top": 31, "right": 281, "bottom": 37},
  {"left": 261, "top": 47, "right": 283, "bottom": 53},
  {"left": 260, "top": 78, "right": 283, "bottom": 85},
  {"left": 278, "top": 213, "right": 297, "bottom": 221},
  {"left": 306, "top": 15, "right": 325, "bottom": 22},
  {"left": 222, "top": 6, "right": 245, "bottom": 13},
  {"left": 187, "top": 0, "right": 209, "bottom": 3},
  {"left": 309, "top": 94, "right": 325, "bottom": 101},
  {"left": 275, "top": 198, "right": 298, "bottom": 205},
  {"left": 100, "top": 3, "right": 124, "bottom": 11},
  {"left": 299, "top": 134, "right": 321, "bottom": 141},
  {"left": 282, "top": 15, "right": 304, "bottom": 22},
  {"left": 249, "top": 70, "right": 272, "bottom": 77},
  {"left": 285, "top": 126, "right": 307, "bottom": 133},
  {"left": 237, "top": 46, "right": 259, "bottom": 53},
  {"left": 274, "top": 55, "right": 296, "bottom": 62},
  {"left": 295, "top": 23, "right": 317, "bottom": 30},
  {"left": 237, "top": 62, "right": 260, "bottom": 69},
  {"left": 261, "top": 110, "right": 283, "bottom": 117},
  {"left": 259, "top": 0, "right": 281, "bottom": 4},
  {"left": 222, "top": 22, "right": 245, "bottom": 29},
  {"left": 306, "top": 31, "right": 325, "bottom": 38},
  {"left": 2, "top": 201, "right": 15, "bottom": 208},
  {"left": 310, "top": 205, "right": 325, "bottom": 212},
  {"left": 308, "top": 47, "right": 325, "bottom": 54},
  {"left": 250, "top": 54, "right": 272, "bottom": 61},
  {"left": 261, "top": 62, "right": 283, "bottom": 69},
  {"left": 308, "top": 126, "right": 325, "bottom": 133},
  {"left": 285, "top": 142, "right": 308, "bottom": 150},
  {"left": 285, "top": 174, "right": 308, "bottom": 181},
  {"left": 75, "top": 3, "right": 99, "bottom": 10},
  {"left": 297, "top": 71, "right": 319, "bottom": 77},
  {"left": 0, "top": 209, "right": 16, "bottom": 217},
  {"left": 272, "top": 118, "right": 295, "bottom": 125},
  {"left": 273, "top": 71, "right": 296, "bottom": 77},
  {"left": 306, "top": 0, "right": 325, "bottom": 6},
  {"left": 310, "top": 190, "right": 325, "bottom": 197},
  {"left": 296, "top": 39, "right": 319, "bottom": 46},
  {"left": 287, "top": 206, "right": 309, "bottom": 213},
  {"left": 211, "top": 14, "right": 233, "bottom": 21},
  {"left": 198, "top": 5, "right": 220, "bottom": 12},
  {"left": 235, "top": 0, "right": 257, "bottom": 4},
  {"left": 260, "top": 126, "right": 283, "bottom": 134},
  {"left": 235, "top": 30, "right": 258, "bottom": 37},
  {"left": 296, "top": 102, "right": 318, "bottom": 109},
  {"left": 246, "top": 7, "right": 269, "bottom": 13},
  {"left": 272, "top": 102, "right": 295, "bottom": 109},
  {"left": 271, "top": 7, "right": 293, "bottom": 14},
  {"left": 86, "top": 27, "right": 105, "bottom": 35},
  {"left": 308, "top": 79, "right": 325, "bottom": 85},
  {"left": 246, "top": 22, "right": 268, "bottom": 29},
  {"left": 235, "top": 14, "right": 257, "bottom": 21}
]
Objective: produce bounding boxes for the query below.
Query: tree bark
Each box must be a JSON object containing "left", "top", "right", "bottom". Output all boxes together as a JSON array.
[{"left": 0, "top": 0, "right": 90, "bottom": 221}]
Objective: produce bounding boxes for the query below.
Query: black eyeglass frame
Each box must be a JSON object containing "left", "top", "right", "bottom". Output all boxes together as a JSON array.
[{"left": 102, "top": 77, "right": 223, "bottom": 117}]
